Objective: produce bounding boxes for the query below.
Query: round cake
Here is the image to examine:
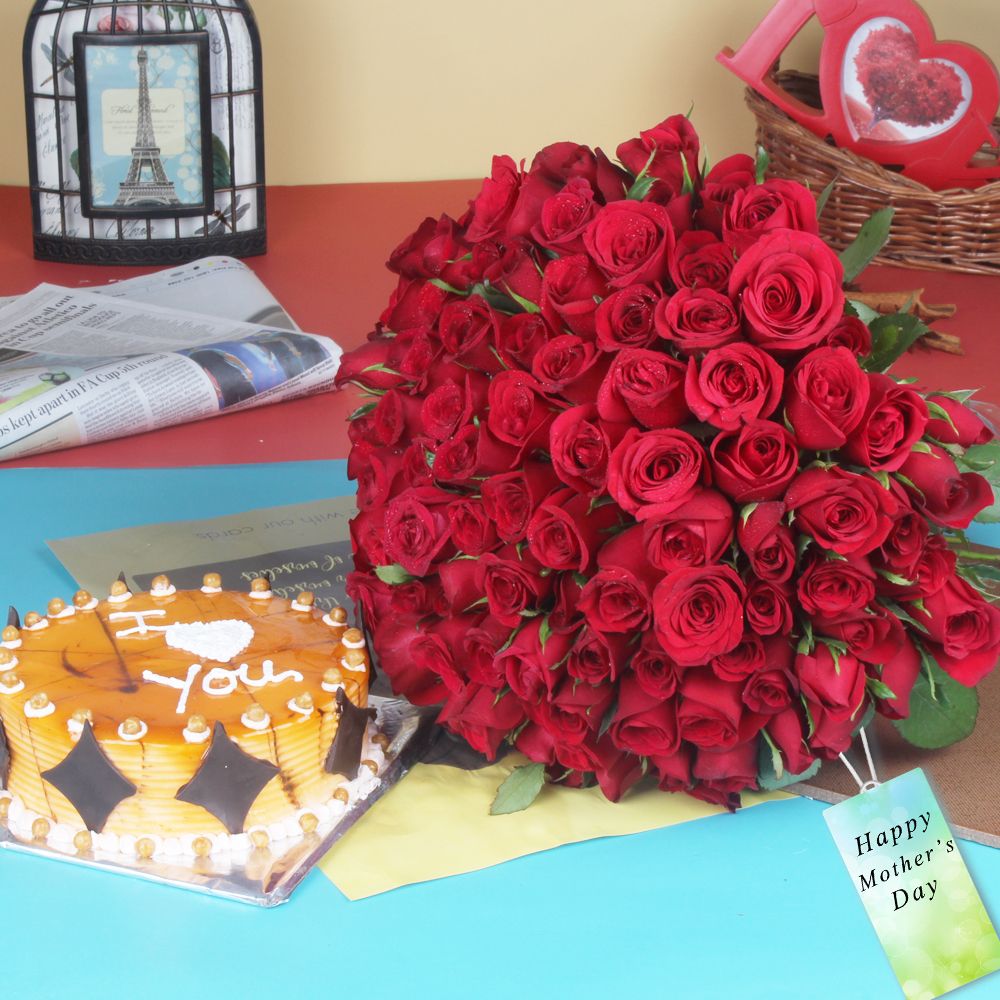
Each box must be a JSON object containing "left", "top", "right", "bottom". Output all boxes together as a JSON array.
[{"left": 0, "top": 574, "right": 384, "bottom": 863}]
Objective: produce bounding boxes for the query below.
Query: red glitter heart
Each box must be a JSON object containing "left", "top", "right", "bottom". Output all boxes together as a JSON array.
[{"left": 855, "top": 24, "right": 964, "bottom": 129}]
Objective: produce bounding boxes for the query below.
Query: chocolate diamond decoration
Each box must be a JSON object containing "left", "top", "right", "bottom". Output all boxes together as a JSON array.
[
  {"left": 0, "top": 718, "right": 10, "bottom": 789},
  {"left": 324, "top": 689, "right": 377, "bottom": 780},
  {"left": 6, "top": 606, "right": 18, "bottom": 629},
  {"left": 175, "top": 722, "right": 279, "bottom": 834},
  {"left": 41, "top": 722, "right": 136, "bottom": 832}
]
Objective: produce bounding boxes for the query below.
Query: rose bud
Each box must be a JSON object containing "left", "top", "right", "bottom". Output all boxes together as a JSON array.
[
  {"left": 742, "top": 667, "right": 794, "bottom": 716},
  {"left": 438, "top": 297, "right": 503, "bottom": 374},
  {"left": 785, "top": 346, "right": 871, "bottom": 450},
  {"left": 607, "top": 427, "right": 709, "bottom": 517},
  {"left": 580, "top": 524, "right": 663, "bottom": 633},
  {"left": 597, "top": 349, "right": 690, "bottom": 430},
  {"left": 669, "top": 231, "right": 735, "bottom": 293},
  {"left": 737, "top": 502, "right": 795, "bottom": 583},
  {"left": 409, "top": 620, "right": 473, "bottom": 695},
  {"left": 447, "top": 498, "right": 498, "bottom": 557},
  {"left": 729, "top": 230, "right": 845, "bottom": 353},
  {"left": 651, "top": 744, "right": 694, "bottom": 793},
  {"left": 652, "top": 565, "right": 746, "bottom": 666},
  {"left": 897, "top": 446, "right": 994, "bottom": 529},
  {"left": 370, "top": 615, "right": 448, "bottom": 707},
  {"left": 685, "top": 343, "right": 784, "bottom": 430},
  {"left": 722, "top": 178, "right": 820, "bottom": 256},
  {"left": 594, "top": 285, "right": 662, "bottom": 352},
  {"left": 486, "top": 370, "right": 552, "bottom": 453},
  {"left": 925, "top": 394, "right": 993, "bottom": 448},
  {"left": 843, "top": 373, "right": 929, "bottom": 473},
  {"left": 482, "top": 238, "right": 543, "bottom": 305},
  {"left": 584, "top": 201, "right": 676, "bottom": 288},
  {"left": 655, "top": 287, "right": 741, "bottom": 354},
  {"left": 710, "top": 420, "right": 799, "bottom": 503}
]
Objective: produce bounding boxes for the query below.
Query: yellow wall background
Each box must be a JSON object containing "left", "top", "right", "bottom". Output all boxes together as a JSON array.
[{"left": 1, "top": 0, "right": 997, "bottom": 186}]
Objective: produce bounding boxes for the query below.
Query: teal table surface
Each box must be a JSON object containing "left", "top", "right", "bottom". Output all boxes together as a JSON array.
[{"left": 2, "top": 461, "right": 999, "bottom": 1000}]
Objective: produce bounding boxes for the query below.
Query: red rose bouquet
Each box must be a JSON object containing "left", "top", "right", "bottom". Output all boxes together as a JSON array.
[{"left": 337, "top": 115, "right": 1000, "bottom": 810}]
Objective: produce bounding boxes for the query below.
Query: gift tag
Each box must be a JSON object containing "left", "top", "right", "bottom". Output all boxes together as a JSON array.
[{"left": 825, "top": 768, "right": 1000, "bottom": 999}]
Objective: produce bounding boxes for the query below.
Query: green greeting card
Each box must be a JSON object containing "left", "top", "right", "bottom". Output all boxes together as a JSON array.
[{"left": 825, "top": 769, "right": 1000, "bottom": 999}]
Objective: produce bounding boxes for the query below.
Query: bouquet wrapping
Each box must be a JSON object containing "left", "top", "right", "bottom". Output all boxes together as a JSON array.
[{"left": 337, "top": 115, "right": 1000, "bottom": 810}]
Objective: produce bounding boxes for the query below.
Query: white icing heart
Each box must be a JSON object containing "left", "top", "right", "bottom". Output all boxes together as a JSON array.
[{"left": 164, "top": 620, "right": 254, "bottom": 663}]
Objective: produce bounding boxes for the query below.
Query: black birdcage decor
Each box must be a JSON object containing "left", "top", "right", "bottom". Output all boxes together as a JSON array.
[{"left": 23, "top": 1, "right": 266, "bottom": 265}]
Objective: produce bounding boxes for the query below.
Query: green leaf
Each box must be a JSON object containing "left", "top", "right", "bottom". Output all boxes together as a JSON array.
[
  {"left": 796, "top": 619, "right": 815, "bottom": 655},
  {"left": 925, "top": 400, "right": 958, "bottom": 435},
  {"left": 866, "top": 678, "right": 897, "bottom": 701},
  {"left": 428, "top": 277, "right": 467, "bottom": 295},
  {"left": 862, "top": 312, "right": 930, "bottom": 374},
  {"left": 755, "top": 144, "right": 770, "bottom": 184},
  {"left": 490, "top": 763, "right": 547, "bottom": 815},
  {"left": 892, "top": 660, "right": 979, "bottom": 750},
  {"left": 348, "top": 401, "right": 378, "bottom": 421},
  {"left": 680, "top": 153, "right": 695, "bottom": 196},
  {"left": 894, "top": 472, "right": 926, "bottom": 502},
  {"left": 361, "top": 363, "right": 403, "bottom": 377},
  {"left": 959, "top": 442, "right": 1000, "bottom": 473},
  {"left": 975, "top": 496, "right": 1000, "bottom": 524},
  {"left": 740, "top": 502, "right": 759, "bottom": 527},
  {"left": 626, "top": 145, "right": 659, "bottom": 201},
  {"left": 876, "top": 568, "right": 915, "bottom": 587},
  {"left": 846, "top": 299, "right": 881, "bottom": 326},
  {"left": 910, "top": 441, "right": 934, "bottom": 455},
  {"left": 839, "top": 207, "right": 895, "bottom": 283},
  {"left": 815, "top": 177, "right": 836, "bottom": 218},
  {"left": 505, "top": 287, "right": 541, "bottom": 314},
  {"left": 374, "top": 564, "right": 415, "bottom": 585},
  {"left": 539, "top": 615, "right": 552, "bottom": 650},
  {"left": 211, "top": 134, "right": 232, "bottom": 188},
  {"left": 757, "top": 732, "right": 821, "bottom": 791},
  {"left": 69, "top": 149, "right": 80, "bottom": 179}
]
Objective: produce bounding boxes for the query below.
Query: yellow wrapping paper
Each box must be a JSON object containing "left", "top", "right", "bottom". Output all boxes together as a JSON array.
[{"left": 320, "top": 751, "right": 790, "bottom": 899}]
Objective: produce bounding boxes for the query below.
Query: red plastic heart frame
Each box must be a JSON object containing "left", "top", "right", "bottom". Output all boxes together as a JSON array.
[{"left": 718, "top": 0, "right": 1000, "bottom": 190}]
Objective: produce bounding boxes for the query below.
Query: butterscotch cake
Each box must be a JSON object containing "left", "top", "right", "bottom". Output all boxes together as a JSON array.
[{"left": 0, "top": 575, "right": 384, "bottom": 863}]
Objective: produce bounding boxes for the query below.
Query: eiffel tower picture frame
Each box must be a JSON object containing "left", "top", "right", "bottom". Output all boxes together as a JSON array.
[{"left": 73, "top": 31, "right": 214, "bottom": 221}]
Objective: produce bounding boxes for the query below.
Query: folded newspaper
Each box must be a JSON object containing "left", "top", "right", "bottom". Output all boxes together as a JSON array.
[{"left": 0, "top": 258, "right": 342, "bottom": 462}]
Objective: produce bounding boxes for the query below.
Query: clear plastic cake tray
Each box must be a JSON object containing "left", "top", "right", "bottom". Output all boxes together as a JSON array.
[{"left": 0, "top": 696, "right": 430, "bottom": 907}]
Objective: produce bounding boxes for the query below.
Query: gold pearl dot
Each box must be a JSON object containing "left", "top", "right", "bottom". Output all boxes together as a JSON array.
[
  {"left": 250, "top": 828, "right": 270, "bottom": 849},
  {"left": 0, "top": 798, "right": 10, "bottom": 821},
  {"left": 245, "top": 704, "right": 267, "bottom": 723},
  {"left": 73, "top": 830, "right": 92, "bottom": 853},
  {"left": 0, "top": 649, "right": 14, "bottom": 667},
  {"left": 295, "top": 591, "right": 315, "bottom": 607},
  {"left": 250, "top": 577, "right": 270, "bottom": 593},
  {"left": 192, "top": 836, "right": 212, "bottom": 858},
  {"left": 328, "top": 606, "right": 348, "bottom": 625},
  {"left": 373, "top": 733, "right": 391, "bottom": 751},
  {"left": 298, "top": 813, "right": 319, "bottom": 834},
  {"left": 1, "top": 671, "right": 19, "bottom": 690},
  {"left": 29, "top": 692, "right": 50, "bottom": 710},
  {"left": 187, "top": 714, "right": 208, "bottom": 734},
  {"left": 109, "top": 581, "right": 129, "bottom": 597},
  {"left": 23, "top": 612, "right": 42, "bottom": 629},
  {"left": 343, "top": 627, "right": 364, "bottom": 645},
  {"left": 333, "top": 787, "right": 350, "bottom": 804},
  {"left": 151, "top": 575, "right": 170, "bottom": 591},
  {"left": 0, "top": 625, "right": 18, "bottom": 643},
  {"left": 47, "top": 598, "right": 66, "bottom": 616},
  {"left": 293, "top": 693, "right": 314, "bottom": 712},
  {"left": 361, "top": 759, "right": 379, "bottom": 775},
  {"left": 136, "top": 837, "right": 156, "bottom": 860},
  {"left": 31, "top": 817, "right": 51, "bottom": 841},
  {"left": 203, "top": 572, "right": 222, "bottom": 589},
  {"left": 121, "top": 717, "right": 143, "bottom": 736},
  {"left": 73, "top": 590, "right": 93, "bottom": 609},
  {"left": 344, "top": 648, "right": 367, "bottom": 670},
  {"left": 323, "top": 667, "right": 343, "bottom": 687}
]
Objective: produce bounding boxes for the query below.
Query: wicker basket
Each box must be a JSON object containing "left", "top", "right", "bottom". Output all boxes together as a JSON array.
[{"left": 746, "top": 71, "right": 1000, "bottom": 275}]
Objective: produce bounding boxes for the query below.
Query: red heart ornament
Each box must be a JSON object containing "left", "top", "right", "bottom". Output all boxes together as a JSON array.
[{"left": 719, "top": 0, "right": 1000, "bottom": 190}]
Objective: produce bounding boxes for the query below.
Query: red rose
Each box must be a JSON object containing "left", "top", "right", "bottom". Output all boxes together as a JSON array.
[
  {"left": 655, "top": 287, "right": 741, "bottom": 353},
  {"left": 529, "top": 141, "right": 629, "bottom": 206},
  {"left": 742, "top": 668, "right": 793, "bottom": 716},
  {"left": 729, "top": 230, "right": 845, "bottom": 353},
  {"left": 877, "top": 508, "right": 929, "bottom": 579},
  {"left": 383, "top": 489, "right": 453, "bottom": 576},
  {"left": 527, "top": 488, "right": 619, "bottom": 573},
  {"left": 540, "top": 254, "right": 608, "bottom": 338},
  {"left": 607, "top": 427, "right": 708, "bottom": 516},
  {"left": 420, "top": 374, "right": 485, "bottom": 442},
  {"left": 609, "top": 675, "right": 680, "bottom": 757},
  {"left": 677, "top": 673, "right": 762, "bottom": 750},
  {"left": 796, "top": 553, "right": 876, "bottom": 624},
  {"left": 409, "top": 617, "right": 475, "bottom": 694},
  {"left": 389, "top": 214, "right": 473, "bottom": 289},
  {"left": 353, "top": 443, "right": 404, "bottom": 511},
  {"left": 897, "top": 446, "right": 994, "bottom": 529},
  {"left": 549, "top": 404, "right": 624, "bottom": 496},
  {"left": 669, "top": 231, "right": 734, "bottom": 292},
  {"left": 925, "top": 395, "right": 993, "bottom": 448},
  {"left": 915, "top": 576, "right": 1000, "bottom": 686},
  {"left": 631, "top": 632, "right": 683, "bottom": 700},
  {"left": 432, "top": 424, "right": 480, "bottom": 483},
  {"left": 652, "top": 745, "right": 694, "bottom": 793},
  {"left": 797, "top": 645, "right": 867, "bottom": 757},
  {"left": 711, "top": 634, "right": 766, "bottom": 682},
  {"left": 880, "top": 535, "right": 956, "bottom": 602},
  {"left": 652, "top": 565, "right": 746, "bottom": 666},
  {"left": 766, "top": 705, "right": 817, "bottom": 776},
  {"left": 482, "top": 238, "right": 544, "bottom": 306},
  {"left": 495, "top": 312, "right": 554, "bottom": 370},
  {"left": 554, "top": 733, "right": 645, "bottom": 802},
  {"left": 693, "top": 741, "right": 759, "bottom": 797},
  {"left": 481, "top": 463, "right": 561, "bottom": 543},
  {"left": 466, "top": 155, "right": 521, "bottom": 242},
  {"left": 710, "top": 420, "right": 799, "bottom": 502},
  {"left": 447, "top": 498, "right": 498, "bottom": 556},
  {"left": 745, "top": 580, "right": 794, "bottom": 636},
  {"left": 826, "top": 610, "right": 904, "bottom": 667},
  {"left": 478, "top": 548, "right": 552, "bottom": 626},
  {"left": 641, "top": 489, "right": 734, "bottom": 572},
  {"left": 584, "top": 202, "right": 675, "bottom": 288},
  {"left": 578, "top": 548, "right": 654, "bottom": 634},
  {"left": 594, "top": 285, "right": 662, "bottom": 352},
  {"left": 722, "top": 178, "right": 820, "bottom": 255},
  {"left": 439, "top": 296, "right": 502, "bottom": 372},
  {"left": 823, "top": 314, "right": 872, "bottom": 355},
  {"left": 463, "top": 617, "right": 514, "bottom": 687},
  {"left": 438, "top": 682, "right": 526, "bottom": 760},
  {"left": 786, "top": 467, "right": 899, "bottom": 556},
  {"left": 597, "top": 349, "right": 690, "bottom": 430},
  {"left": 843, "top": 374, "right": 929, "bottom": 472},
  {"left": 567, "top": 626, "right": 630, "bottom": 684},
  {"left": 738, "top": 502, "right": 795, "bottom": 583},
  {"left": 486, "top": 370, "right": 552, "bottom": 453},
  {"left": 535, "top": 676, "right": 615, "bottom": 745},
  {"left": 372, "top": 389, "right": 422, "bottom": 447},
  {"left": 497, "top": 617, "right": 575, "bottom": 703},
  {"left": 531, "top": 335, "right": 608, "bottom": 404},
  {"left": 380, "top": 277, "right": 449, "bottom": 338},
  {"left": 785, "top": 347, "right": 871, "bottom": 450},
  {"left": 370, "top": 615, "right": 447, "bottom": 706},
  {"left": 616, "top": 114, "right": 700, "bottom": 202},
  {"left": 685, "top": 343, "right": 784, "bottom": 430},
  {"left": 698, "top": 154, "right": 756, "bottom": 235},
  {"left": 531, "top": 177, "right": 599, "bottom": 256},
  {"left": 877, "top": 636, "right": 922, "bottom": 720}
]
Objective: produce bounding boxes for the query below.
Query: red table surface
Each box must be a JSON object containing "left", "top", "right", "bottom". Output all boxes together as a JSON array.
[{"left": 0, "top": 181, "right": 997, "bottom": 469}]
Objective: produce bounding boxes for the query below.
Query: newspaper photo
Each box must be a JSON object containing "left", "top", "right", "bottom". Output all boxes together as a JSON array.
[{"left": 0, "top": 258, "right": 339, "bottom": 462}]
